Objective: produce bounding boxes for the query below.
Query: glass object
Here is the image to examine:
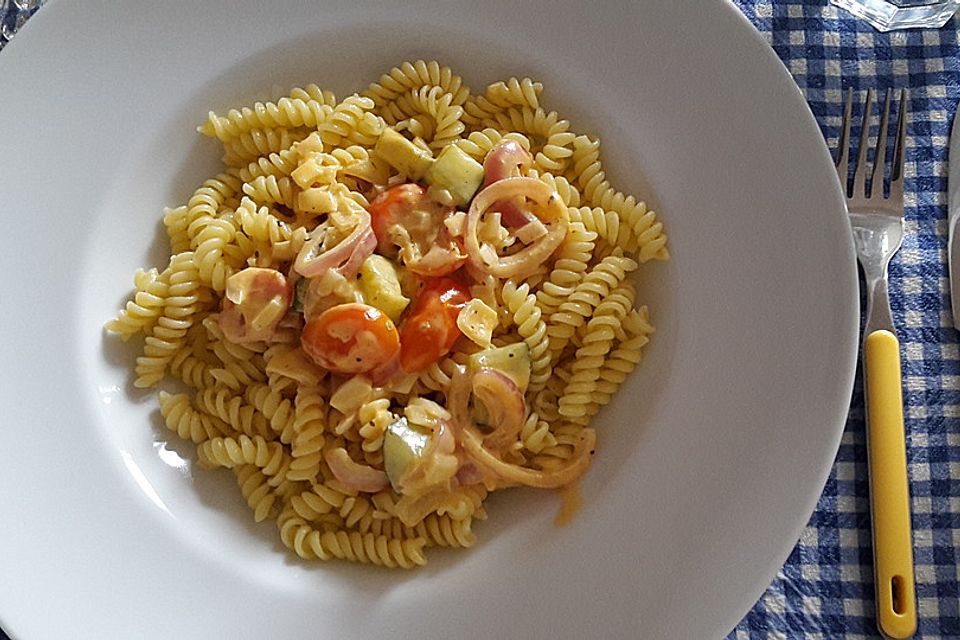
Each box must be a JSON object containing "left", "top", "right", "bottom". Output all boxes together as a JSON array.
[
  {"left": 0, "top": 0, "right": 43, "bottom": 50},
  {"left": 831, "top": 0, "right": 960, "bottom": 30}
]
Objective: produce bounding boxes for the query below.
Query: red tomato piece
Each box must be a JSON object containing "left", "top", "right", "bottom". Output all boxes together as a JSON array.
[
  {"left": 302, "top": 303, "right": 400, "bottom": 375},
  {"left": 399, "top": 278, "right": 471, "bottom": 373},
  {"left": 368, "top": 183, "right": 427, "bottom": 254},
  {"left": 367, "top": 183, "right": 465, "bottom": 276}
]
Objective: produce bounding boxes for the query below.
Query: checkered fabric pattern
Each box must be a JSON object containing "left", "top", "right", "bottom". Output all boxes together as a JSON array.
[
  {"left": 0, "top": 2, "right": 957, "bottom": 639},
  {"left": 729, "top": 2, "right": 960, "bottom": 639}
]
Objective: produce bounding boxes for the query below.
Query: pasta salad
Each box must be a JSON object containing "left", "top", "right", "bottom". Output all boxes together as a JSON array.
[{"left": 106, "top": 61, "right": 668, "bottom": 568}]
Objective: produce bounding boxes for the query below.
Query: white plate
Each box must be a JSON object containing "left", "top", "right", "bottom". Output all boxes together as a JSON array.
[{"left": 0, "top": 1, "right": 857, "bottom": 638}]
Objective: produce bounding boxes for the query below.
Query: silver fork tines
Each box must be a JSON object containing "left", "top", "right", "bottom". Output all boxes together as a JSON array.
[
  {"left": 837, "top": 88, "right": 907, "bottom": 202},
  {"left": 835, "top": 88, "right": 907, "bottom": 336}
]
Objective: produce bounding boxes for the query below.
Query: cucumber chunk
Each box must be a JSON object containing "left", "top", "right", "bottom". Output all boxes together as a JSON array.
[
  {"left": 468, "top": 342, "right": 531, "bottom": 393},
  {"left": 375, "top": 129, "right": 434, "bottom": 180},
  {"left": 425, "top": 144, "right": 485, "bottom": 207},
  {"left": 383, "top": 417, "right": 431, "bottom": 492},
  {"left": 358, "top": 255, "right": 409, "bottom": 322}
]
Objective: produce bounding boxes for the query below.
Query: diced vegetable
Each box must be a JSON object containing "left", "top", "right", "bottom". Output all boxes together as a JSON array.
[
  {"left": 468, "top": 342, "right": 531, "bottom": 393},
  {"left": 358, "top": 254, "right": 410, "bottom": 322},
  {"left": 382, "top": 417, "right": 431, "bottom": 492},
  {"left": 456, "top": 298, "right": 498, "bottom": 347},
  {"left": 291, "top": 156, "right": 338, "bottom": 189},
  {"left": 425, "top": 144, "right": 485, "bottom": 207},
  {"left": 375, "top": 128, "right": 434, "bottom": 180},
  {"left": 297, "top": 187, "right": 339, "bottom": 215},
  {"left": 368, "top": 183, "right": 429, "bottom": 254},
  {"left": 399, "top": 278, "right": 471, "bottom": 373},
  {"left": 301, "top": 303, "right": 400, "bottom": 375}
]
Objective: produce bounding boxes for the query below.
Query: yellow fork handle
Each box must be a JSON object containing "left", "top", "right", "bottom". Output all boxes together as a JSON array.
[{"left": 864, "top": 329, "right": 916, "bottom": 639}]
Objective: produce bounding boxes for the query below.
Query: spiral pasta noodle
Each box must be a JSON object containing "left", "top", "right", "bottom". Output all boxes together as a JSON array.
[
  {"left": 277, "top": 507, "right": 428, "bottom": 568},
  {"left": 222, "top": 127, "right": 309, "bottom": 168},
  {"left": 463, "top": 77, "right": 543, "bottom": 127},
  {"left": 546, "top": 250, "right": 637, "bottom": 359},
  {"left": 363, "top": 60, "right": 470, "bottom": 109},
  {"left": 105, "top": 268, "right": 170, "bottom": 340},
  {"left": 198, "top": 434, "right": 291, "bottom": 478},
  {"left": 287, "top": 384, "right": 327, "bottom": 483},
  {"left": 158, "top": 391, "right": 227, "bottom": 444},
  {"left": 199, "top": 90, "right": 338, "bottom": 142},
  {"left": 501, "top": 281, "right": 551, "bottom": 392},
  {"left": 234, "top": 464, "right": 297, "bottom": 523},
  {"left": 557, "top": 283, "right": 635, "bottom": 422},
  {"left": 106, "top": 61, "right": 667, "bottom": 568},
  {"left": 397, "top": 86, "right": 466, "bottom": 151}
]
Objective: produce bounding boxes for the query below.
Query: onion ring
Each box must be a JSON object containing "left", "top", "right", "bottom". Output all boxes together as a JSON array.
[
  {"left": 447, "top": 365, "right": 594, "bottom": 489},
  {"left": 294, "top": 209, "right": 375, "bottom": 278},
  {"left": 482, "top": 140, "right": 544, "bottom": 232},
  {"left": 482, "top": 140, "right": 532, "bottom": 188},
  {"left": 323, "top": 447, "right": 389, "bottom": 493},
  {"left": 472, "top": 368, "right": 526, "bottom": 452},
  {"left": 461, "top": 426, "right": 596, "bottom": 489},
  {"left": 465, "top": 177, "right": 568, "bottom": 279}
]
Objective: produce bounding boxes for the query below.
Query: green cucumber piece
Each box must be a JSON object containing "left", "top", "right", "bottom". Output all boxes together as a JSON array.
[
  {"left": 375, "top": 129, "right": 434, "bottom": 180},
  {"left": 425, "top": 144, "right": 485, "bottom": 207},
  {"left": 468, "top": 342, "right": 531, "bottom": 393},
  {"left": 382, "top": 417, "right": 432, "bottom": 492}
]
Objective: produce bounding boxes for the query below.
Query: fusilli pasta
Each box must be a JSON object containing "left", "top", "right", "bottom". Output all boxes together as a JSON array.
[{"left": 106, "top": 61, "right": 667, "bottom": 568}]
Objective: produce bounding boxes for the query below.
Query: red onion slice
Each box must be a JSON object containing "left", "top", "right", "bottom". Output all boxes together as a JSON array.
[
  {"left": 447, "top": 365, "right": 595, "bottom": 489},
  {"left": 338, "top": 224, "right": 377, "bottom": 279},
  {"left": 461, "top": 426, "right": 596, "bottom": 489},
  {"left": 482, "top": 140, "right": 540, "bottom": 230},
  {"left": 294, "top": 210, "right": 375, "bottom": 279},
  {"left": 482, "top": 140, "right": 532, "bottom": 187},
  {"left": 465, "top": 177, "right": 568, "bottom": 279},
  {"left": 472, "top": 367, "right": 526, "bottom": 453},
  {"left": 323, "top": 447, "right": 389, "bottom": 493}
]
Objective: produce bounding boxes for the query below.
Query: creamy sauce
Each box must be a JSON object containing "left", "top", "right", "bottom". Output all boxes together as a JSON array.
[{"left": 554, "top": 482, "right": 583, "bottom": 527}]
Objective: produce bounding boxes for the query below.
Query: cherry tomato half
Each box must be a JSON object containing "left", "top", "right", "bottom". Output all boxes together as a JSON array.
[
  {"left": 302, "top": 303, "right": 400, "bottom": 375},
  {"left": 399, "top": 278, "right": 471, "bottom": 373},
  {"left": 368, "top": 183, "right": 427, "bottom": 254},
  {"left": 368, "top": 183, "right": 465, "bottom": 276}
]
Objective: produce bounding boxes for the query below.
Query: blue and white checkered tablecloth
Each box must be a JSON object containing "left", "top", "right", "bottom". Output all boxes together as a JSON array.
[
  {"left": 1, "top": 1, "right": 958, "bottom": 639},
  {"left": 728, "top": 2, "right": 960, "bottom": 639}
]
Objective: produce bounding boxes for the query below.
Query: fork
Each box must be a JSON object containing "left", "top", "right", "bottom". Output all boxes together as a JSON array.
[{"left": 836, "top": 88, "right": 916, "bottom": 640}]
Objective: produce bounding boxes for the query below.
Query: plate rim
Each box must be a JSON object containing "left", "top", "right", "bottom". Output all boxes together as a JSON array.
[{"left": 0, "top": 1, "right": 858, "bottom": 638}]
